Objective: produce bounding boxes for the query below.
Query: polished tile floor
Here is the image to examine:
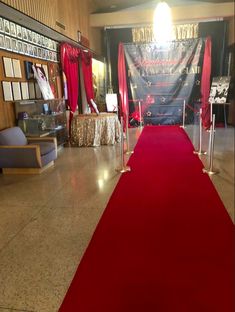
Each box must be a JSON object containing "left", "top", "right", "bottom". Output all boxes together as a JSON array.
[{"left": 0, "top": 125, "right": 234, "bottom": 312}]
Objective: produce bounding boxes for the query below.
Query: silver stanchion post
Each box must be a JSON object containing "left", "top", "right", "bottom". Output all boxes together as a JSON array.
[
  {"left": 116, "top": 117, "right": 131, "bottom": 173},
  {"left": 210, "top": 100, "right": 213, "bottom": 127},
  {"left": 193, "top": 108, "right": 207, "bottom": 155},
  {"left": 203, "top": 114, "right": 219, "bottom": 175},
  {"left": 138, "top": 101, "right": 143, "bottom": 128},
  {"left": 125, "top": 111, "right": 134, "bottom": 155},
  {"left": 207, "top": 100, "right": 213, "bottom": 156},
  {"left": 180, "top": 100, "right": 186, "bottom": 129}
]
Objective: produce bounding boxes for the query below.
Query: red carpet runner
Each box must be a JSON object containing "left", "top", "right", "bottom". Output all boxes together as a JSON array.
[{"left": 59, "top": 126, "right": 235, "bottom": 312}]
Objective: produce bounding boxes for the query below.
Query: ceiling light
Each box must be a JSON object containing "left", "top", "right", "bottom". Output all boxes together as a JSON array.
[{"left": 153, "top": 1, "right": 172, "bottom": 44}]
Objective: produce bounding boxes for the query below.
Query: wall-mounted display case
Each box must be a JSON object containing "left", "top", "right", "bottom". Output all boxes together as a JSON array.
[{"left": 15, "top": 98, "right": 67, "bottom": 145}]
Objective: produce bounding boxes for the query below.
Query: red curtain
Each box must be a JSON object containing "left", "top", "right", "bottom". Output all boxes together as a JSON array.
[
  {"left": 81, "top": 51, "right": 95, "bottom": 112},
  {"left": 60, "top": 43, "right": 80, "bottom": 131},
  {"left": 118, "top": 43, "right": 129, "bottom": 130},
  {"left": 201, "top": 37, "right": 212, "bottom": 129}
]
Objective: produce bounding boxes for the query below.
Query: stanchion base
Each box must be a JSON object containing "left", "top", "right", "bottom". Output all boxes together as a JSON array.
[
  {"left": 125, "top": 150, "right": 134, "bottom": 155},
  {"left": 115, "top": 166, "right": 131, "bottom": 173},
  {"left": 202, "top": 168, "right": 220, "bottom": 175},
  {"left": 193, "top": 150, "right": 207, "bottom": 155},
  {"left": 180, "top": 126, "right": 186, "bottom": 129}
]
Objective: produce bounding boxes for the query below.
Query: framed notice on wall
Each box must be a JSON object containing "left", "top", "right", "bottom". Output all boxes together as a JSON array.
[
  {"left": 21, "top": 82, "right": 29, "bottom": 100},
  {"left": 0, "top": 34, "right": 4, "bottom": 48},
  {"left": 16, "top": 25, "right": 22, "bottom": 39},
  {"left": 12, "top": 82, "right": 22, "bottom": 101},
  {"left": 3, "top": 57, "right": 14, "bottom": 78},
  {"left": 3, "top": 19, "right": 10, "bottom": 34},
  {"left": 2, "top": 81, "right": 13, "bottom": 101},
  {"left": 12, "top": 59, "right": 22, "bottom": 78},
  {"left": 11, "top": 38, "right": 18, "bottom": 52},
  {"left": 18, "top": 40, "right": 23, "bottom": 54},
  {"left": 0, "top": 18, "right": 4, "bottom": 33},
  {"left": 28, "top": 82, "right": 36, "bottom": 99},
  {"left": 10, "top": 22, "right": 16, "bottom": 37},
  {"left": 4, "top": 36, "right": 11, "bottom": 50}
]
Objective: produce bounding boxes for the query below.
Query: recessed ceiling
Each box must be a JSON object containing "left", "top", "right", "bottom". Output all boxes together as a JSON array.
[{"left": 89, "top": 0, "right": 233, "bottom": 13}]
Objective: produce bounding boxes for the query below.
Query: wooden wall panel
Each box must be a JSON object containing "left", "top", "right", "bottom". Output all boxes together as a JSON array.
[
  {"left": 1, "top": 0, "right": 56, "bottom": 29},
  {"left": 53, "top": 1, "right": 66, "bottom": 37},
  {"left": 77, "top": 0, "right": 89, "bottom": 39},
  {"left": 1, "top": 0, "right": 90, "bottom": 42}
]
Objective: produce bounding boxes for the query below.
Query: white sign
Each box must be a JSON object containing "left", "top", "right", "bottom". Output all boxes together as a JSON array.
[{"left": 106, "top": 93, "right": 118, "bottom": 112}]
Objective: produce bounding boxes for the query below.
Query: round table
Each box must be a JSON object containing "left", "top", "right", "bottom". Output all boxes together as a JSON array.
[{"left": 70, "top": 113, "right": 121, "bottom": 147}]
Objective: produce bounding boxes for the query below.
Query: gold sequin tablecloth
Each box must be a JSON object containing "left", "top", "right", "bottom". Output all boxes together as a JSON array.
[{"left": 70, "top": 113, "right": 121, "bottom": 147}]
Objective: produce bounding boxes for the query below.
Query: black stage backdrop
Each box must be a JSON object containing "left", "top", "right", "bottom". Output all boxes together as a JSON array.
[
  {"left": 124, "top": 39, "right": 205, "bottom": 125},
  {"left": 106, "top": 28, "right": 132, "bottom": 93},
  {"left": 199, "top": 21, "right": 229, "bottom": 123},
  {"left": 199, "top": 21, "right": 228, "bottom": 77},
  {"left": 105, "top": 21, "right": 228, "bottom": 125}
]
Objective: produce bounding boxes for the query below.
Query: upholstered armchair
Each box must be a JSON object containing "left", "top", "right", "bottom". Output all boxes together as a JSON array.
[{"left": 0, "top": 127, "right": 57, "bottom": 174}]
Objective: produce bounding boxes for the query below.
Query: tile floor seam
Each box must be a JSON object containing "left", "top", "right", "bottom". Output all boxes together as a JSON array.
[
  {"left": 0, "top": 203, "right": 50, "bottom": 255},
  {"left": 0, "top": 306, "right": 35, "bottom": 312}
]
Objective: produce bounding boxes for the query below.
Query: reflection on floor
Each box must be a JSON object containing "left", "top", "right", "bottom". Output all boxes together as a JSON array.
[
  {"left": 186, "top": 125, "right": 234, "bottom": 221},
  {"left": 0, "top": 125, "right": 234, "bottom": 312}
]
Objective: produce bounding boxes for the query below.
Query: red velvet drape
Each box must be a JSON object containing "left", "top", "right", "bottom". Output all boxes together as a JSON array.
[
  {"left": 118, "top": 43, "right": 129, "bottom": 130},
  {"left": 60, "top": 43, "right": 80, "bottom": 131},
  {"left": 201, "top": 37, "right": 212, "bottom": 129},
  {"left": 81, "top": 51, "right": 95, "bottom": 112}
]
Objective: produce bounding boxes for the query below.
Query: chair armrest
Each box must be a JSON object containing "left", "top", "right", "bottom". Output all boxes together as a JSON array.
[
  {"left": 0, "top": 145, "right": 42, "bottom": 168},
  {"left": 0, "top": 144, "right": 39, "bottom": 148},
  {"left": 27, "top": 137, "right": 57, "bottom": 157},
  {"left": 27, "top": 137, "right": 57, "bottom": 144}
]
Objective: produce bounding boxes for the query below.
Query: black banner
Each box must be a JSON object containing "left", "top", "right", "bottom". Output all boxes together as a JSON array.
[{"left": 124, "top": 39, "right": 205, "bottom": 125}]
